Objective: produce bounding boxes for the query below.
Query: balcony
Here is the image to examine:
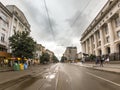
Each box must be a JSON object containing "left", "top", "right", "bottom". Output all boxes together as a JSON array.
[{"left": 0, "top": 41, "right": 7, "bottom": 46}]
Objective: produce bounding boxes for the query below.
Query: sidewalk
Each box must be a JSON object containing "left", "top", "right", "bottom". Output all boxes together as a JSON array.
[
  {"left": 74, "top": 62, "right": 120, "bottom": 74},
  {"left": 0, "top": 64, "right": 53, "bottom": 84},
  {"left": 0, "top": 65, "right": 45, "bottom": 84},
  {"left": 0, "top": 66, "right": 13, "bottom": 72}
]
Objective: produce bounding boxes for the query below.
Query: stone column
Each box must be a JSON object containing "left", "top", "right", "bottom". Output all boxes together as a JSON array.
[
  {"left": 99, "top": 28, "right": 106, "bottom": 55},
  {"left": 83, "top": 42, "right": 86, "bottom": 53},
  {"left": 84, "top": 42, "right": 86, "bottom": 54},
  {"left": 107, "top": 19, "right": 115, "bottom": 53},
  {"left": 94, "top": 33, "right": 99, "bottom": 56},
  {"left": 89, "top": 37, "right": 92, "bottom": 55},
  {"left": 81, "top": 42, "right": 85, "bottom": 53},
  {"left": 86, "top": 40, "right": 88, "bottom": 54}
]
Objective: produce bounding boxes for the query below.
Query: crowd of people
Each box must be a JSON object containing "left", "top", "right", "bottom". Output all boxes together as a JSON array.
[
  {"left": 81, "top": 55, "right": 110, "bottom": 67},
  {"left": 95, "top": 55, "right": 110, "bottom": 67}
]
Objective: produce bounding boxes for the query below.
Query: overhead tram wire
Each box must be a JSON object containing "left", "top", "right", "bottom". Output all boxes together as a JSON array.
[
  {"left": 43, "top": 0, "right": 56, "bottom": 41},
  {"left": 71, "top": 0, "right": 91, "bottom": 27},
  {"left": 78, "top": 0, "right": 104, "bottom": 35}
]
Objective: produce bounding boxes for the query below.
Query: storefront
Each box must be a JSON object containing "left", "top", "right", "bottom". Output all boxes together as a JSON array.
[{"left": 0, "top": 51, "right": 11, "bottom": 67}]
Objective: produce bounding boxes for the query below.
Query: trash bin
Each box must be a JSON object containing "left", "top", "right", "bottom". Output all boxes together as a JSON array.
[
  {"left": 24, "top": 63, "right": 28, "bottom": 70},
  {"left": 19, "top": 63, "right": 24, "bottom": 70},
  {"left": 13, "top": 63, "right": 20, "bottom": 71}
]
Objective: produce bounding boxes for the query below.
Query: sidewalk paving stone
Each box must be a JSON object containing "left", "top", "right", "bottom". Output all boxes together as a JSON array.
[
  {"left": 74, "top": 62, "right": 120, "bottom": 74},
  {"left": 0, "top": 64, "right": 52, "bottom": 84}
]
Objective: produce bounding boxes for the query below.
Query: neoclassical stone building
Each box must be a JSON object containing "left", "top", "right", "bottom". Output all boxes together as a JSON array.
[{"left": 80, "top": 0, "right": 120, "bottom": 60}]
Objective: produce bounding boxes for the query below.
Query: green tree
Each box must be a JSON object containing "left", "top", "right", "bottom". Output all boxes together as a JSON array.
[
  {"left": 52, "top": 55, "right": 59, "bottom": 63},
  {"left": 61, "top": 56, "right": 67, "bottom": 63},
  {"left": 40, "top": 53, "right": 50, "bottom": 64},
  {"left": 89, "top": 54, "right": 96, "bottom": 61},
  {"left": 9, "top": 31, "right": 36, "bottom": 59}
]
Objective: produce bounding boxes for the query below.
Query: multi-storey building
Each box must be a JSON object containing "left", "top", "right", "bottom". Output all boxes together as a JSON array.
[
  {"left": 46, "top": 49, "right": 54, "bottom": 63},
  {"left": 35, "top": 44, "right": 45, "bottom": 60},
  {"left": 0, "top": 2, "right": 12, "bottom": 59},
  {"left": 6, "top": 5, "right": 31, "bottom": 52},
  {"left": 0, "top": 2, "right": 31, "bottom": 59},
  {"left": 80, "top": 0, "right": 120, "bottom": 60},
  {"left": 77, "top": 52, "right": 83, "bottom": 60},
  {"left": 64, "top": 47, "right": 77, "bottom": 61}
]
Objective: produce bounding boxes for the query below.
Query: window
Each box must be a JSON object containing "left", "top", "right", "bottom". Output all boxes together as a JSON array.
[
  {"left": 19, "top": 23, "right": 23, "bottom": 28},
  {"left": 14, "top": 18, "right": 17, "bottom": 23},
  {"left": 14, "top": 11, "right": 18, "bottom": 15},
  {"left": 109, "top": 1, "right": 113, "bottom": 5},
  {"left": 104, "top": 25, "right": 108, "bottom": 34},
  {"left": 69, "top": 49, "right": 71, "bottom": 53},
  {"left": 91, "top": 36, "right": 94, "bottom": 42},
  {"left": 99, "top": 41, "right": 101, "bottom": 46},
  {"left": 1, "top": 33, "right": 5, "bottom": 43},
  {"left": 106, "top": 36, "right": 110, "bottom": 43},
  {"left": 0, "top": 12, "right": 7, "bottom": 21},
  {"left": 13, "top": 26, "right": 16, "bottom": 31},
  {"left": 98, "top": 41, "right": 101, "bottom": 46},
  {"left": 97, "top": 31, "right": 100, "bottom": 39},
  {"left": 114, "top": 16, "right": 120, "bottom": 27},
  {"left": 25, "top": 28, "right": 27, "bottom": 31},
  {"left": 93, "top": 44, "right": 95, "bottom": 48},
  {"left": 117, "top": 31, "right": 120, "bottom": 38},
  {"left": 2, "top": 28, "right": 6, "bottom": 31},
  {"left": 2, "top": 20, "right": 8, "bottom": 28}
]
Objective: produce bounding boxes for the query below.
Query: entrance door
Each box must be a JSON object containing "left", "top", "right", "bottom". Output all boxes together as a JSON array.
[
  {"left": 99, "top": 50, "right": 102, "bottom": 56},
  {"left": 119, "top": 45, "right": 120, "bottom": 60},
  {"left": 107, "top": 47, "right": 110, "bottom": 54}
]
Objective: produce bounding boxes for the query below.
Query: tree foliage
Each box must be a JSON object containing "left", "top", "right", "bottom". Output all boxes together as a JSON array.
[
  {"left": 52, "top": 55, "right": 59, "bottom": 63},
  {"left": 40, "top": 53, "right": 50, "bottom": 64},
  {"left": 61, "top": 56, "right": 67, "bottom": 63},
  {"left": 9, "top": 31, "right": 36, "bottom": 58},
  {"left": 89, "top": 54, "right": 96, "bottom": 61}
]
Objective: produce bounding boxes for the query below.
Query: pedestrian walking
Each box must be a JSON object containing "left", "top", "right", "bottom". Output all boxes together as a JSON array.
[
  {"left": 81, "top": 57, "right": 85, "bottom": 64},
  {"left": 95, "top": 57, "right": 99, "bottom": 65},
  {"left": 100, "top": 56, "right": 105, "bottom": 67},
  {"left": 0, "top": 60, "right": 3, "bottom": 67},
  {"left": 105, "top": 56, "right": 109, "bottom": 64}
]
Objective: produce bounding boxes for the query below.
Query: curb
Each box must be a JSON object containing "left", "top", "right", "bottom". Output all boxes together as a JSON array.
[
  {"left": 0, "top": 65, "right": 49, "bottom": 85},
  {"left": 0, "top": 74, "right": 30, "bottom": 85},
  {"left": 83, "top": 66, "right": 120, "bottom": 75},
  {"left": 0, "top": 69, "right": 13, "bottom": 72}
]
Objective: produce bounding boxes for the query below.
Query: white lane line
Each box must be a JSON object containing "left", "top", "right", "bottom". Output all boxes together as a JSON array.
[{"left": 86, "top": 72, "right": 120, "bottom": 87}]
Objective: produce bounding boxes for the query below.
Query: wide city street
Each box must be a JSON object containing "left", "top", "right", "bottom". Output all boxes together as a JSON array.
[{"left": 0, "top": 63, "right": 120, "bottom": 90}]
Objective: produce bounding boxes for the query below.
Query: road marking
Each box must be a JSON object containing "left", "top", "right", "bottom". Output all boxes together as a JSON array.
[{"left": 86, "top": 72, "right": 120, "bottom": 87}]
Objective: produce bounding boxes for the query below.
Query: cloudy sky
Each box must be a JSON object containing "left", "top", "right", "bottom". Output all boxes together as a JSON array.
[{"left": 1, "top": 0, "right": 108, "bottom": 59}]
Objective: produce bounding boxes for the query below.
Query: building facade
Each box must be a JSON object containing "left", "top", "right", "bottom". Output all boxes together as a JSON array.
[
  {"left": 0, "top": 2, "right": 12, "bottom": 59},
  {"left": 77, "top": 52, "right": 83, "bottom": 60},
  {"left": 0, "top": 2, "right": 31, "bottom": 59},
  {"left": 35, "top": 44, "right": 45, "bottom": 60},
  {"left": 64, "top": 47, "right": 77, "bottom": 61},
  {"left": 80, "top": 0, "right": 120, "bottom": 60},
  {"left": 6, "top": 5, "right": 31, "bottom": 53},
  {"left": 46, "top": 49, "right": 54, "bottom": 63}
]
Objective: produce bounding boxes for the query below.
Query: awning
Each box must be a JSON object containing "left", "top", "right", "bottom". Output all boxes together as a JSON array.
[{"left": 0, "top": 51, "right": 11, "bottom": 58}]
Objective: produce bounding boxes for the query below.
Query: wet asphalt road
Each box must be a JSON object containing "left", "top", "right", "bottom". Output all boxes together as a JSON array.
[{"left": 0, "top": 63, "right": 120, "bottom": 90}]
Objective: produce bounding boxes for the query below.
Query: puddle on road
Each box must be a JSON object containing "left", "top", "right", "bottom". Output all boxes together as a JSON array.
[
  {"left": 49, "top": 73, "right": 56, "bottom": 79},
  {"left": 45, "top": 72, "right": 56, "bottom": 80}
]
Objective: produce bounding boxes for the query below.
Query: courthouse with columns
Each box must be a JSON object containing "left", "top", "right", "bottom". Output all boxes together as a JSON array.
[{"left": 80, "top": 0, "right": 120, "bottom": 60}]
